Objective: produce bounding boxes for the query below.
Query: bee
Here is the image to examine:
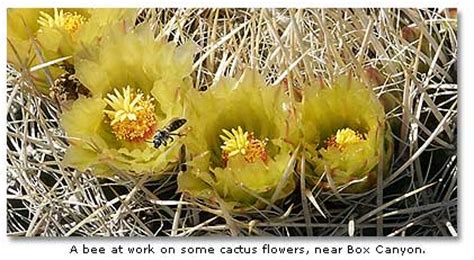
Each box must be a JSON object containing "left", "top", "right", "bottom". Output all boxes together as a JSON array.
[
  {"left": 50, "top": 62, "right": 91, "bottom": 107},
  {"left": 153, "top": 118, "right": 187, "bottom": 148}
]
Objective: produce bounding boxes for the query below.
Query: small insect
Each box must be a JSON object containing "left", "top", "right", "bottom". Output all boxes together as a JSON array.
[
  {"left": 153, "top": 118, "right": 187, "bottom": 148},
  {"left": 50, "top": 62, "right": 91, "bottom": 107}
]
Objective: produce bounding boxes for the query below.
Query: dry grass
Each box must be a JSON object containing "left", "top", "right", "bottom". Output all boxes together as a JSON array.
[{"left": 7, "top": 8, "right": 457, "bottom": 236}]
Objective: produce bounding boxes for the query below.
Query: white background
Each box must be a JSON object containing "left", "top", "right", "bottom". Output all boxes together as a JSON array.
[{"left": 1, "top": 0, "right": 469, "bottom": 260}]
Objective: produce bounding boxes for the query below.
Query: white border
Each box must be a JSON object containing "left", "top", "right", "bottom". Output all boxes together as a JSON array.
[{"left": 1, "top": 1, "right": 469, "bottom": 260}]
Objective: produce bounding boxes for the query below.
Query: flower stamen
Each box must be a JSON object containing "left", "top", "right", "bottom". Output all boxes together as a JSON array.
[
  {"left": 38, "top": 8, "right": 87, "bottom": 36},
  {"left": 220, "top": 126, "right": 249, "bottom": 157},
  {"left": 325, "top": 128, "right": 365, "bottom": 149},
  {"left": 103, "top": 86, "right": 156, "bottom": 142},
  {"left": 220, "top": 126, "right": 268, "bottom": 165}
]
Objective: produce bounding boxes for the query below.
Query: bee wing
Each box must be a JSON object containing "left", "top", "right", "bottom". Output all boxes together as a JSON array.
[{"left": 166, "top": 117, "right": 187, "bottom": 131}]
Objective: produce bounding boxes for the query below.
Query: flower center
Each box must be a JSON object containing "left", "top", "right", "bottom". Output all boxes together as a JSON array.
[
  {"left": 103, "top": 86, "right": 157, "bottom": 142},
  {"left": 220, "top": 126, "right": 268, "bottom": 165},
  {"left": 325, "top": 128, "right": 365, "bottom": 149},
  {"left": 38, "top": 8, "right": 87, "bottom": 36}
]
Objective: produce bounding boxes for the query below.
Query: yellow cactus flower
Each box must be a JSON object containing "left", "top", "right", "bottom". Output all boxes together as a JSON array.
[
  {"left": 37, "top": 9, "right": 87, "bottom": 36},
  {"left": 7, "top": 8, "right": 136, "bottom": 91},
  {"left": 302, "top": 76, "right": 393, "bottom": 193},
  {"left": 7, "top": 8, "right": 49, "bottom": 67},
  {"left": 177, "top": 70, "right": 297, "bottom": 210},
  {"left": 60, "top": 24, "right": 196, "bottom": 177},
  {"left": 103, "top": 86, "right": 157, "bottom": 142}
]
